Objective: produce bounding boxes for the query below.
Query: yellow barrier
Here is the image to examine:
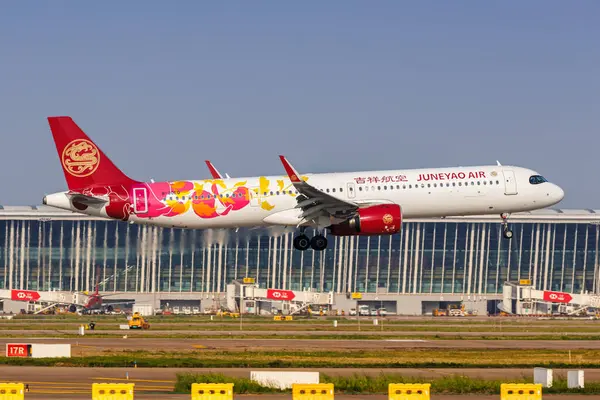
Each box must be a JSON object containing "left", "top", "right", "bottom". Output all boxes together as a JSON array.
[
  {"left": 389, "top": 383, "right": 430, "bottom": 400},
  {"left": 500, "top": 383, "right": 542, "bottom": 400},
  {"left": 191, "top": 383, "right": 233, "bottom": 400},
  {"left": 285, "top": 316, "right": 293, "bottom": 321},
  {"left": 0, "top": 383, "right": 24, "bottom": 400},
  {"left": 292, "top": 383, "right": 334, "bottom": 400},
  {"left": 274, "top": 316, "right": 282, "bottom": 321},
  {"left": 92, "top": 383, "right": 134, "bottom": 400}
]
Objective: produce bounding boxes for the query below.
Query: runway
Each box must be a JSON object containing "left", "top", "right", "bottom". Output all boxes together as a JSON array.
[
  {"left": 1, "top": 337, "right": 598, "bottom": 351},
  {"left": 0, "top": 329, "right": 596, "bottom": 337}
]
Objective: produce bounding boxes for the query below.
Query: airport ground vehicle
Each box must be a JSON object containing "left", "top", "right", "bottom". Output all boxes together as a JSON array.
[
  {"left": 358, "top": 305, "right": 370, "bottom": 316},
  {"left": 128, "top": 312, "right": 150, "bottom": 329}
]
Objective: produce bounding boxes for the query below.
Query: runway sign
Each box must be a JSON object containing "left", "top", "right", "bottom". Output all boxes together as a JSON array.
[
  {"left": 6, "top": 343, "right": 31, "bottom": 358},
  {"left": 5, "top": 343, "right": 70, "bottom": 358}
]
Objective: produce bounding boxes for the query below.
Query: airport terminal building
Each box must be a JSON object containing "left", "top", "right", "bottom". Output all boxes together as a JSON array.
[{"left": 1, "top": 206, "right": 599, "bottom": 302}]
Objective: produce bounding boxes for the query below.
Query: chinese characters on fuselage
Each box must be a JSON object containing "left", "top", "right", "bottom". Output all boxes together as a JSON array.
[
  {"left": 354, "top": 175, "right": 408, "bottom": 184},
  {"left": 353, "top": 171, "right": 487, "bottom": 185}
]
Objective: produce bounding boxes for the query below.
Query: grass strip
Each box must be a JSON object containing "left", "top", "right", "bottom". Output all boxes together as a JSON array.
[
  {"left": 2, "top": 348, "right": 600, "bottom": 368},
  {"left": 174, "top": 372, "right": 600, "bottom": 395}
]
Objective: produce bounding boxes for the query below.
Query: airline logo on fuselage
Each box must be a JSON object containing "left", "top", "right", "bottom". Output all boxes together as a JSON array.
[
  {"left": 383, "top": 214, "right": 393, "bottom": 224},
  {"left": 417, "top": 171, "right": 487, "bottom": 181},
  {"left": 354, "top": 175, "right": 408, "bottom": 184},
  {"left": 61, "top": 139, "right": 100, "bottom": 177}
]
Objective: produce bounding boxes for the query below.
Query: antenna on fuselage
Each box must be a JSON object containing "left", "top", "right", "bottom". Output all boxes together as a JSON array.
[
  {"left": 225, "top": 173, "right": 231, "bottom": 179},
  {"left": 496, "top": 160, "right": 502, "bottom": 166},
  {"left": 150, "top": 178, "right": 155, "bottom": 183}
]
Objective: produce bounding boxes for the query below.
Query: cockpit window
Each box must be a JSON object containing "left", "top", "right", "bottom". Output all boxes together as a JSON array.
[{"left": 529, "top": 175, "right": 548, "bottom": 185}]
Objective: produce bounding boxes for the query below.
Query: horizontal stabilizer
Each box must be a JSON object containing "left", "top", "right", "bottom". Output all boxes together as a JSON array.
[{"left": 66, "top": 192, "right": 108, "bottom": 206}]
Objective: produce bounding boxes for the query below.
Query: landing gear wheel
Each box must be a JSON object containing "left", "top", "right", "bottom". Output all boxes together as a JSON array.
[
  {"left": 310, "top": 235, "right": 328, "bottom": 251},
  {"left": 293, "top": 235, "right": 311, "bottom": 251},
  {"left": 500, "top": 213, "right": 513, "bottom": 240}
]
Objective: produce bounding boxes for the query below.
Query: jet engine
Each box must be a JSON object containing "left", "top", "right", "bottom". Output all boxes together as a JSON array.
[{"left": 329, "top": 204, "right": 402, "bottom": 236}]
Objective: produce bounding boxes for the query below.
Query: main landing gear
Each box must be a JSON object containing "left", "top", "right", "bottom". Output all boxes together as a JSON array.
[
  {"left": 501, "top": 213, "right": 513, "bottom": 239},
  {"left": 293, "top": 228, "right": 328, "bottom": 251}
]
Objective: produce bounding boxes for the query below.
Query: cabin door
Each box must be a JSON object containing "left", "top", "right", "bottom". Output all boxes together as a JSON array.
[
  {"left": 133, "top": 187, "right": 148, "bottom": 213},
  {"left": 347, "top": 182, "right": 356, "bottom": 199},
  {"left": 249, "top": 188, "right": 261, "bottom": 207},
  {"left": 502, "top": 170, "right": 518, "bottom": 195}
]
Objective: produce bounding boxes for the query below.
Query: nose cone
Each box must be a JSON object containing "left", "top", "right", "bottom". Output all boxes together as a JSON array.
[{"left": 548, "top": 184, "right": 565, "bottom": 205}]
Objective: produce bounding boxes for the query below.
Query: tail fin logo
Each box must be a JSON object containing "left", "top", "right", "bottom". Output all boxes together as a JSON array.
[{"left": 61, "top": 139, "right": 100, "bottom": 177}]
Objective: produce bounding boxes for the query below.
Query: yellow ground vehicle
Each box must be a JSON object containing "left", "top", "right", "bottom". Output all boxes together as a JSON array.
[{"left": 128, "top": 312, "right": 150, "bottom": 329}]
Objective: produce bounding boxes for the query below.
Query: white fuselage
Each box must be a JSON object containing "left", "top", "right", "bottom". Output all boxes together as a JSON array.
[{"left": 44, "top": 164, "right": 565, "bottom": 230}]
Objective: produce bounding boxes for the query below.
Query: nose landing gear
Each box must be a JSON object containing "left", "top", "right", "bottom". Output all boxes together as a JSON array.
[
  {"left": 293, "top": 228, "right": 328, "bottom": 251},
  {"left": 501, "top": 213, "right": 513, "bottom": 239}
]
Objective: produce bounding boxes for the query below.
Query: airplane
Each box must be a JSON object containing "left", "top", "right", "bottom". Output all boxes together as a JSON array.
[
  {"left": 70, "top": 271, "right": 134, "bottom": 313},
  {"left": 68, "top": 285, "right": 133, "bottom": 314},
  {"left": 43, "top": 116, "right": 565, "bottom": 251}
]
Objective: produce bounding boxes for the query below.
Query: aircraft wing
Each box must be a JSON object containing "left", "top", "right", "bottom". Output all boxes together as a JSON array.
[
  {"left": 102, "top": 300, "right": 135, "bottom": 306},
  {"left": 279, "top": 155, "right": 359, "bottom": 226}
]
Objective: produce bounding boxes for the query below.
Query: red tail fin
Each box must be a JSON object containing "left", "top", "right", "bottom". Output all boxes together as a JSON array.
[{"left": 47, "top": 116, "right": 137, "bottom": 190}]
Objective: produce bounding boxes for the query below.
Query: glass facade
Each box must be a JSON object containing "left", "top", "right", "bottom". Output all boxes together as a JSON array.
[{"left": 0, "top": 214, "right": 599, "bottom": 295}]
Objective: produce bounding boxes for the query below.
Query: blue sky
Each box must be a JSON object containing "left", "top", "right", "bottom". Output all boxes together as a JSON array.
[{"left": 0, "top": 1, "right": 598, "bottom": 208}]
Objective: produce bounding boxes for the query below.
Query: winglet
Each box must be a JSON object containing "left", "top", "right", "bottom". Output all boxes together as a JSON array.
[
  {"left": 205, "top": 160, "right": 223, "bottom": 179},
  {"left": 279, "top": 155, "right": 302, "bottom": 183}
]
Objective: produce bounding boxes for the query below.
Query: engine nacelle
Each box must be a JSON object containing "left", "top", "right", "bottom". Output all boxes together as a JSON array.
[{"left": 329, "top": 204, "right": 402, "bottom": 236}]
